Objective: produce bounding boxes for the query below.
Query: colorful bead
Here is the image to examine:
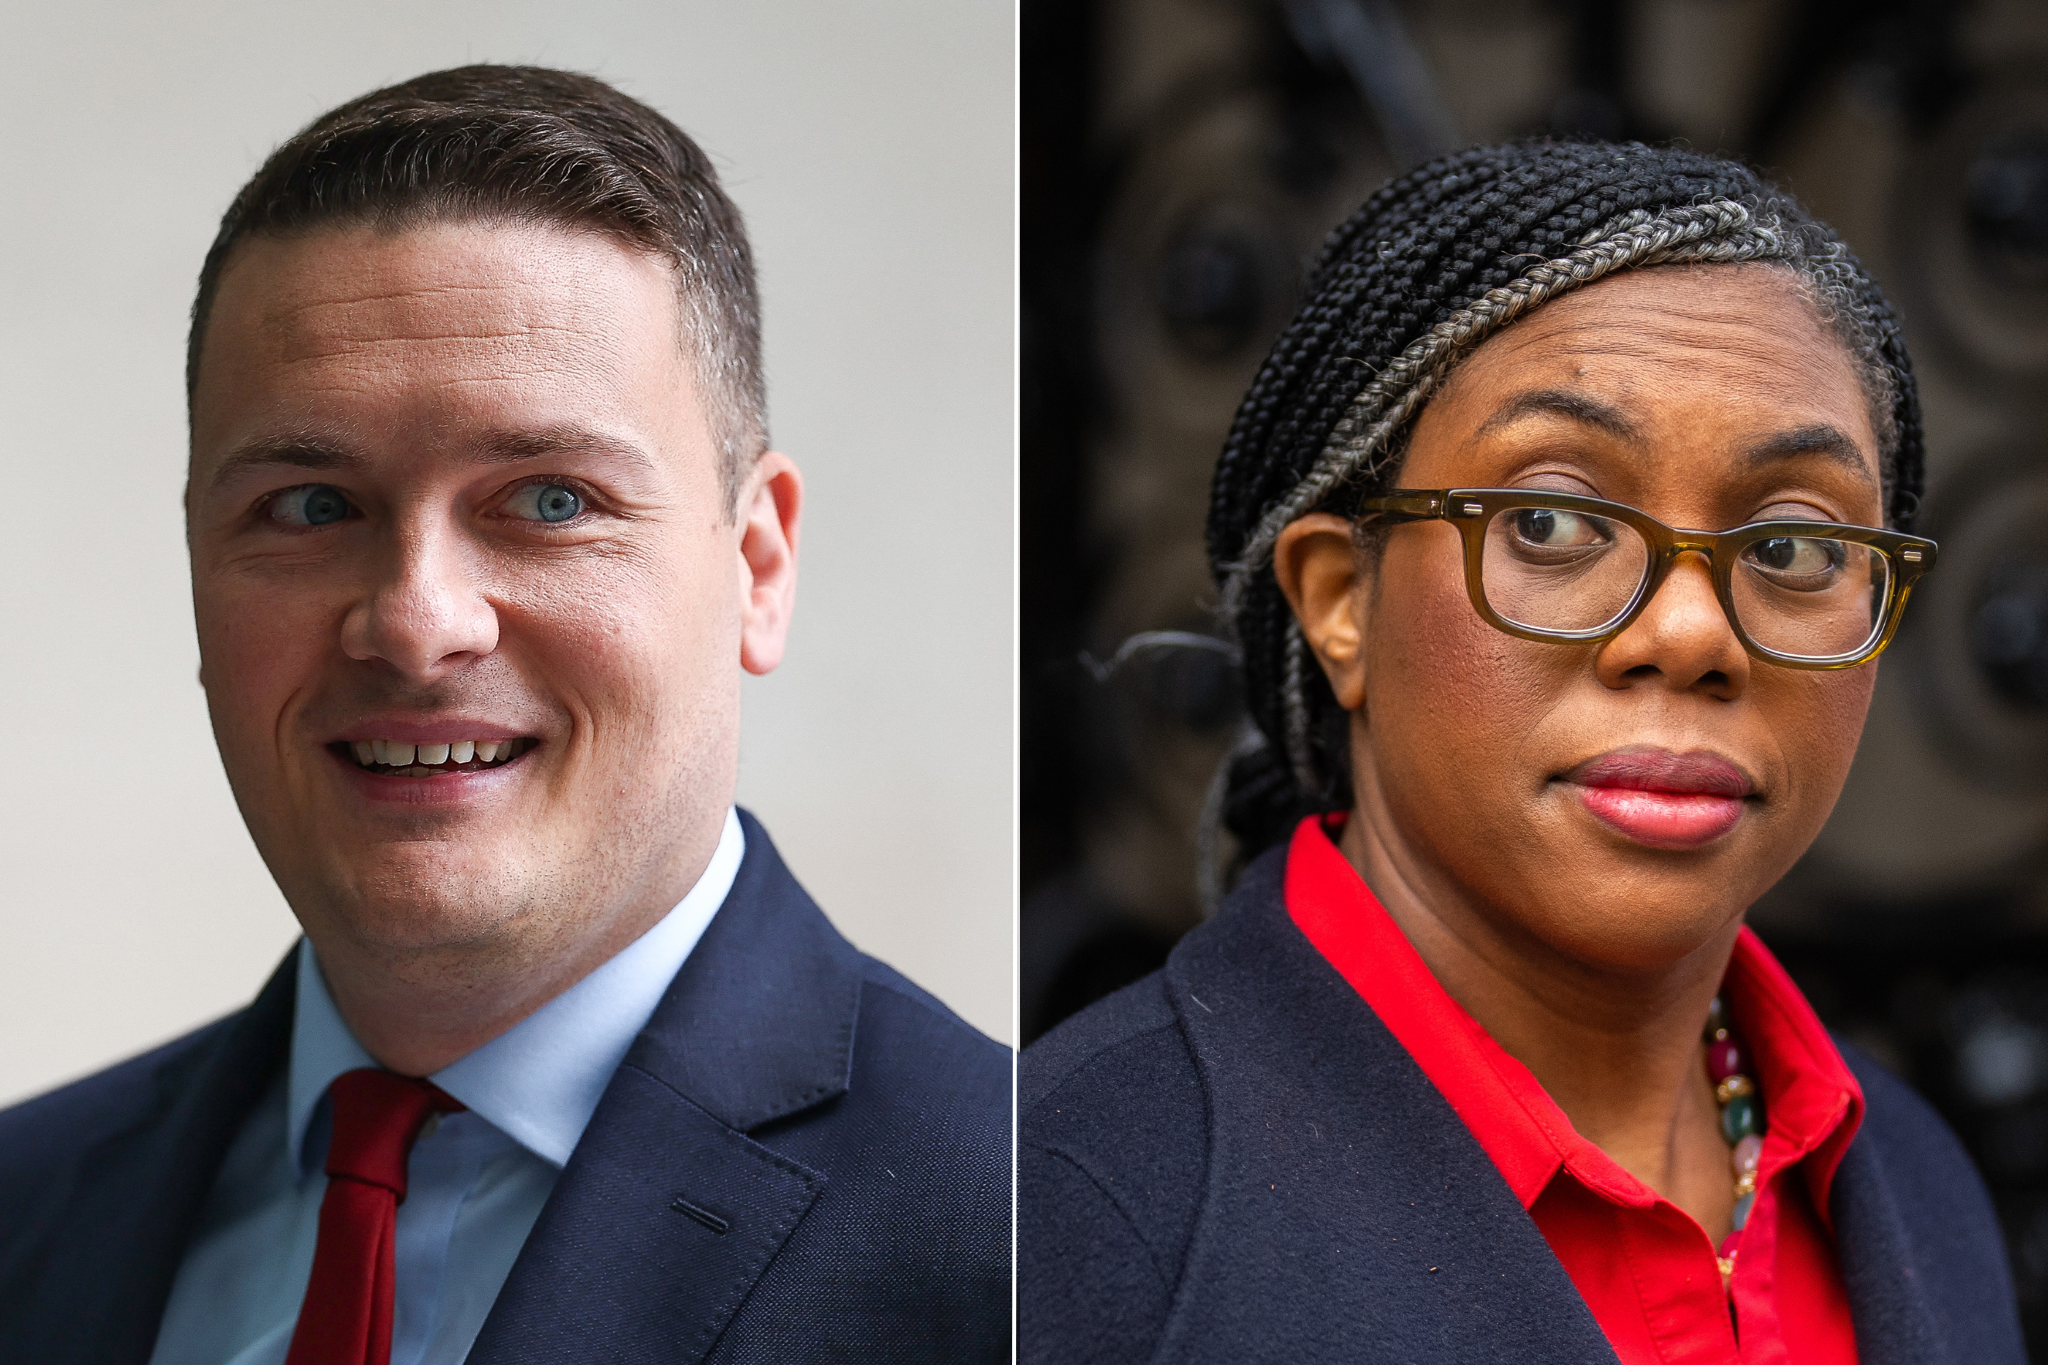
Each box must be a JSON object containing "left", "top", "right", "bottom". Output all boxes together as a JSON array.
[
  {"left": 1720, "top": 1093, "right": 1760, "bottom": 1144},
  {"left": 1705, "top": 992, "right": 1766, "bottom": 1278},
  {"left": 1731, "top": 1134, "right": 1762, "bottom": 1176}
]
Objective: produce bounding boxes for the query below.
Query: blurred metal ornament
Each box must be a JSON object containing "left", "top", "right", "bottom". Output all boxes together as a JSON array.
[
  {"left": 1895, "top": 69, "right": 2048, "bottom": 383},
  {"left": 1284, "top": 0, "right": 1459, "bottom": 168},
  {"left": 1904, "top": 447, "right": 2048, "bottom": 794}
]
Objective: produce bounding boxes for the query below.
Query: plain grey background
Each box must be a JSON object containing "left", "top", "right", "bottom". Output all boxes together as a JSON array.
[{"left": 0, "top": 0, "right": 1015, "bottom": 1105}]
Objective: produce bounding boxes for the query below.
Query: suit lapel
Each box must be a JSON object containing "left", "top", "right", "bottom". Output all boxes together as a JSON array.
[
  {"left": 23, "top": 953, "right": 295, "bottom": 1365},
  {"left": 462, "top": 1065, "right": 827, "bottom": 1365},
  {"left": 469, "top": 810, "right": 863, "bottom": 1365},
  {"left": 1155, "top": 856, "right": 1618, "bottom": 1365}
]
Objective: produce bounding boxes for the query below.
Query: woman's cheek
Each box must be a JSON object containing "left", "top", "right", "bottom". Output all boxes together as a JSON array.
[
  {"left": 1363, "top": 566, "right": 1558, "bottom": 847},
  {"left": 1768, "top": 665, "right": 1878, "bottom": 843}
]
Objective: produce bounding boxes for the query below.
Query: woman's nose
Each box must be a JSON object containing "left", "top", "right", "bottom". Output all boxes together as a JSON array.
[
  {"left": 339, "top": 521, "right": 500, "bottom": 681},
  {"left": 1594, "top": 551, "right": 1749, "bottom": 698}
]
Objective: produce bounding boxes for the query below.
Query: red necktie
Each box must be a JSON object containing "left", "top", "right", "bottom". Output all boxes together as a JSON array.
[{"left": 284, "top": 1069, "right": 465, "bottom": 1365}]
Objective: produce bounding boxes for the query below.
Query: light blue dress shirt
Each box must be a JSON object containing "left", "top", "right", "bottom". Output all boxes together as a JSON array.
[{"left": 148, "top": 808, "right": 746, "bottom": 1365}]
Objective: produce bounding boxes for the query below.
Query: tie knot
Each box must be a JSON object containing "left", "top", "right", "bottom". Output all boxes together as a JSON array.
[{"left": 324, "top": 1068, "right": 465, "bottom": 1197}]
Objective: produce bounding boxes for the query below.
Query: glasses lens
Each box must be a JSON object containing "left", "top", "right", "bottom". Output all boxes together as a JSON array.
[
  {"left": 1731, "top": 534, "right": 1890, "bottom": 660},
  {"left": 1480, "top": 505, "right": 1651, "bottom": 633}
]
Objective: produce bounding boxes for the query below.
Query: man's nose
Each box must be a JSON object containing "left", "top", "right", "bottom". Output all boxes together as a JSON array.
[{"left": 339, "top": 520, "right": 499, "bottom": 680}]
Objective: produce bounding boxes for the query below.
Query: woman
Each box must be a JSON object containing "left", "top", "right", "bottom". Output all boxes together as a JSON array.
[{"left": 1019, "top": 141, "right": 2024, "bottom": 1365}]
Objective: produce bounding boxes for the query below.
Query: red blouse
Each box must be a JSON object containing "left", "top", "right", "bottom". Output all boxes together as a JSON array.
[{"left": 1285, "top": 816, "right": 1863, "bottom": 1365}]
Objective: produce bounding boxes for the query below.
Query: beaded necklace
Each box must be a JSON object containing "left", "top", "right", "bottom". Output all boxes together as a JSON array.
[{"left": 1704, "top": 995, "right": 1764, "bottom": 1287}]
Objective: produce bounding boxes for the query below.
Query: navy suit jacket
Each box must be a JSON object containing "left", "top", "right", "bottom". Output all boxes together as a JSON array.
[
  {"left": 1020, "top": 847, "right": 2027, "bottom": 1365},
  {"left": 0, "top": 810, "right": 1011, "bottom": 1363}
]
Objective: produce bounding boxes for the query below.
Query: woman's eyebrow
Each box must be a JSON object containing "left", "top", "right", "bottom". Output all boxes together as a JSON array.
[
  {"left": 1741, "top": 424, "right": 1876, "bottom": 483},
  {"left": 1474, "top": 389, "right": 1640, "bottom": 442}
]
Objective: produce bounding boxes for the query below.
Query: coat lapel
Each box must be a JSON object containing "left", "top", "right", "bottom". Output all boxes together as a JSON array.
[
  {"left": 1155, "top": 854, "right": 1619, "bottom": 1365},
  {"left": 469, "top": 809, "right": 863, "bottom": 1365},
  {"left": 18, "top": 953, "right": 295, "bottom": 1365},
  {"left": 1829, "top": 1127, "right": 1947, "bottom": 1365}
]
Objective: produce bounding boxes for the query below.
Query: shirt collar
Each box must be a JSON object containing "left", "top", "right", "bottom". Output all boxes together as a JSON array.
[
  {"left": 1283, "top": 814, "right": 1864, "bottom": 1217},
  {"left": 288, "top": 806, "right": 746, "bottom": 1174}
]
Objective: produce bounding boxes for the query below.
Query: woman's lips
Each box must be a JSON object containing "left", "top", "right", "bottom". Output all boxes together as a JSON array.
[{"left": 1562, "top": 746, "right": 1757, "bottom": 850}]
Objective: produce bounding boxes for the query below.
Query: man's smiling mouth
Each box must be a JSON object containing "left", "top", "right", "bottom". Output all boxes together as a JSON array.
[{"left": 333, "top": 737, "right": 537, "bottom": 777}]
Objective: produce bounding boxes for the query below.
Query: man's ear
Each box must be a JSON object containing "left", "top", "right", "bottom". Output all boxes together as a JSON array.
[
  {"left": 738, "top": 451, "right": 803, "bottom": 676},
  {"left": 1272, "top": 513, "right": 1369, "bottom": 711}
]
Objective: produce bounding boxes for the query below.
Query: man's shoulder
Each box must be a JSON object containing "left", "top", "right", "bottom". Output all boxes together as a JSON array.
[
  {"left": 827, "top": 952, "right": 1010, "bottom": 1167},
  {"left": 715, "top": 811, "right": 1011, "bottom": 1125},
  {"left": 853, "top": 953, "right": 1010, "bottom": 1094},
  {"left": 0, "top": 1010, "right": 255, "bottom": 1311},
  {"left": 0, "top": 1015, "right": 234, "bottom": 1182},
  {"left": 702, "top": 951, "right": 1013, "bottom": 1360}
]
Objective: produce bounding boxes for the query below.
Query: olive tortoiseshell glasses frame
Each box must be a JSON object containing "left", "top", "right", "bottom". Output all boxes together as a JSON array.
[{"left": 1353, "top": 488, "right": 1939, "bottom": 670}]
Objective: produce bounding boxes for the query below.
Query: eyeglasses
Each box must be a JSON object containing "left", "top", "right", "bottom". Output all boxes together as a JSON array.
[{"left": 1355, "top": 489, "right": 1939, "bottom": 669}]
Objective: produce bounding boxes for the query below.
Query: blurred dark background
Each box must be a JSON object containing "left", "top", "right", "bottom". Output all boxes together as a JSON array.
[{"left": 1021, "top": 0, "right": 2048, "bottom": 1346}]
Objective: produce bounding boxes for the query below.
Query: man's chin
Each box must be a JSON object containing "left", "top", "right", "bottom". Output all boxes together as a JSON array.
[{"left": 281, "top": 848, "right": 559, "bottom": 959}]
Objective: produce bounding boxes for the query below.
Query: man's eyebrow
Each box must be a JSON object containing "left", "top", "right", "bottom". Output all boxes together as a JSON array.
[
  {"left": 475, "top": 428, "right": 658, "bottom": 471},
  {"left": 208, "top": 438, "right": 360, "bottom": 490},
  {"left": 1740, "top": 423, "right": 1877, "bottom": 484},
  {"left": 204, "top": 428, "right": 658, "bottom": 491},
  {"left": 1474, "top": 389, "right": 1641, "bottom": 443}
]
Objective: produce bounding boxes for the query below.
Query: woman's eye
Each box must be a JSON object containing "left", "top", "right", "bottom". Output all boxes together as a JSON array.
[
  {"left": 506, "top": 483, "right": 584, "bottom": 524},
  {"left": 268, "top": 485, "right": 353, "bottom": 527},
  {"left": 1747, "top": 535, "right": 1845, "bottom": 578},
  {"left": 1512, "top": 508, "right": 1604, "bottom": 549}
]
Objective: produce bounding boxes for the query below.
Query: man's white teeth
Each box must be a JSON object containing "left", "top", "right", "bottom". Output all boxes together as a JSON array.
[{"left": 349, "top": 738, "right": 523, "bottom": 771}]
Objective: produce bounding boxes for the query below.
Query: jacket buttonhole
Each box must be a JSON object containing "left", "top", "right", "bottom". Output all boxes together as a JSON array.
[{"left": 670, "top": 1195, "right": 732, "bottom": 1234}]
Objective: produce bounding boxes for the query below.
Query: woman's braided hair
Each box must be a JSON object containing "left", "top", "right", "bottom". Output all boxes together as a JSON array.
[{"left": 1205, "top": 140, "right": 1925, "bottom": 864}]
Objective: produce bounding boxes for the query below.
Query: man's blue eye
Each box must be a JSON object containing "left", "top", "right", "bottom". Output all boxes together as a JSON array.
[
  {"left": 272, "top": 485, "right": 352, "bottom": 526},
  {"left": 510, "top": 484, "right": 583, "bottom": 523}
]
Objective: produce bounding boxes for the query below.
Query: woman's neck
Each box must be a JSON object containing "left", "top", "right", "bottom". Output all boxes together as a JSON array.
[{"left": 1338, "top": 806, "right": 1742, "bottom": 1241}]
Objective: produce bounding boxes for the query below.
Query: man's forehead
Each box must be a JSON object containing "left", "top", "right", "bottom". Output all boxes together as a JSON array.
[
  {"left": 190, "top": 222, "right": 697, "bottom": 460},
  {"left": 204, "top": 222, "right": 679, "bottom": 361},
  {"left": 183, "top": 229, "right": 717, "bottom": 515}
]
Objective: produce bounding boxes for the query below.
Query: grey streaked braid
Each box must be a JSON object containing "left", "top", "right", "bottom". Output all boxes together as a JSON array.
[{"left": 1204, "top": 140, "right": 1924, "bottom": 871}]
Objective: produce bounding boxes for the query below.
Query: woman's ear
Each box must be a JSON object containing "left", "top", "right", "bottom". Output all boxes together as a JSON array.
[{"left": 1273, "top": 513, "right": 1370, "bottom": 711}]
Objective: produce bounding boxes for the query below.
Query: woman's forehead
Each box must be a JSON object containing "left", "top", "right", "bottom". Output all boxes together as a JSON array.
[{"left": 1416, "top": 266, "right": 1881, "bottom": 485}]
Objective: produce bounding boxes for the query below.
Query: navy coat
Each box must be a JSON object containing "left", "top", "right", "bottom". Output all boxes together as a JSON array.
[
  {"left": 0, "top": 810, "right": 1011, "bottom": 1364},
  {"left": 1020, "top": 847, "right": 2026, "bottom": 1364}
]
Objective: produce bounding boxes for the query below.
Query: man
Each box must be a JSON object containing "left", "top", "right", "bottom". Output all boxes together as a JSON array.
[{"left": 0, "top": 66, "right": 1009, "bottom": 1364}]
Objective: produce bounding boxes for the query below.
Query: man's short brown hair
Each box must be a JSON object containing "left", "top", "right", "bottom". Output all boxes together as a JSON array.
[{"left": 187, "top": 64, "right": 767, "bottom": 505}]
